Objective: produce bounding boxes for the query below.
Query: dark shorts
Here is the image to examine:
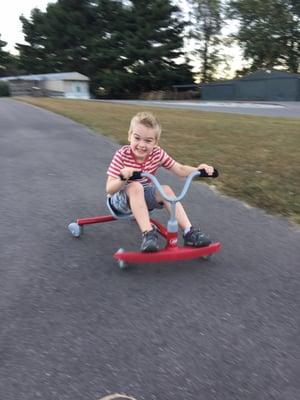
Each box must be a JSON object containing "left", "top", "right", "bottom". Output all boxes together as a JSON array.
[{"left": 109, "top": 184, "right": 164, "bottom": 215}]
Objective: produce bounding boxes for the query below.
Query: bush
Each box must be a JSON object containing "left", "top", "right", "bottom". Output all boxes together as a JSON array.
[
  {"left": 139, "top": 89, "right": 201, "bottom": 100},
  {"left": 0, "top": 81, "right": 10, "bottom": 96}
]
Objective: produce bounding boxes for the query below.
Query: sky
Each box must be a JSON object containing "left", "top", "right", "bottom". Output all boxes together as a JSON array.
[
  {"left": 0, "top": 0, "right": 56, "bottom": 53},
  {"left": 0, "top": 0, "right": 243, "bottom": 78}
]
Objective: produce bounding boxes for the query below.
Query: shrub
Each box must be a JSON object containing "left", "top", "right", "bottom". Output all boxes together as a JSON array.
[{"left": 0, "top": 81, "right": 10, "bottom": 96}]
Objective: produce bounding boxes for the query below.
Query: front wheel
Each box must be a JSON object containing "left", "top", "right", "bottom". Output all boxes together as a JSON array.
[
  {"left": 201, "top": 254, "right": 212, "bottom": 261},
  {"left": 116, "top": 248, "right": 128, "bottom": 270}
]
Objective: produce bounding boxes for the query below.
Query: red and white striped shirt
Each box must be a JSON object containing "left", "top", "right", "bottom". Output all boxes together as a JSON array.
[{"left": 107, "top": 145, "right": 175, "bottom": 186}]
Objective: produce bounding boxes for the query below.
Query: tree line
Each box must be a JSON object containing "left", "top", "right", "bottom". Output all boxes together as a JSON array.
[{"left": 0, "top": 0, "right": 299, "bottom": 97}]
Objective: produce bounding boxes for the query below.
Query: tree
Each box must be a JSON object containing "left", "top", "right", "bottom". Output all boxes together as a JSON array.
[
  {"left": 187, "top": 0, "right": 224, "bottom": 82},
  {"left": 0, "top": 35, "right": 18, "bottom": 77},
  {"left": 227, "top": 0, "right": 300, "bottom": 73},
  {"left": 119, "top": 0, "right": 194, "bottom": 93},
  {"left": 17, "top": 0, "right": 96, "bottom": 75},
  {"left": 88, "top": 0, "right": 134, "bottom": 96},
  {"left": 17, "top": 0, "right": 193, "bottom": 96},
  {"left": 0, "top": 35, "right": 9, "bottom": 76}
]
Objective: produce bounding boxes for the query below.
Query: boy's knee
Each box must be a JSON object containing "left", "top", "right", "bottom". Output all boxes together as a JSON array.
[{"left": 126, "top": 181, "right": 144, "bottom": 197}]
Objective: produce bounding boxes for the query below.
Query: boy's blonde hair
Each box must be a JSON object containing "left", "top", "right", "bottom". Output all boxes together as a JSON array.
[{"left": 128, "top": 112, "right": 162, "bottom": 140}]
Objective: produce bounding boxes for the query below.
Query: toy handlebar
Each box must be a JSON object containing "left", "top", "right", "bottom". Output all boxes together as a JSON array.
[
  {"left": 122, "top": 168, "right": 219, "bottom": 204},
  {"left": 128, "top": 168, "right": 219, "bottom": 181}
]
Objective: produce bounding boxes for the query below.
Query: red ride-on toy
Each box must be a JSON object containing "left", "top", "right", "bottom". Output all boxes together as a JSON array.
[{"left": 68, "top": 169, "right": 221, "bottom": 269}]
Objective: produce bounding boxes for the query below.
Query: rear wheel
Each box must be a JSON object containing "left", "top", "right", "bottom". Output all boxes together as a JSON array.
[{"left": 68, "top": 222, "right": 83, "bottom": 238}]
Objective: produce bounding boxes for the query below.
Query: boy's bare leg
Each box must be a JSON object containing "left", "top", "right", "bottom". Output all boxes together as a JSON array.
[
  {"left": 155, "top": 185, "right": 192, "bottom": 231},
  {"left": 126, "top": 183, "right": 153, "bottom": 232},
  {"left": 155, "top": 185, "right": 211, "bottom": 247}
]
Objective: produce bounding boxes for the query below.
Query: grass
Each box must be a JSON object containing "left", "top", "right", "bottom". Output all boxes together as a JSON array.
[{"left": 15, "top": 96, "right": 300, "bottom": 225}]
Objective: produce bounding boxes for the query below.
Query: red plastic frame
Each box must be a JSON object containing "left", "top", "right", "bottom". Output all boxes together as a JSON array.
[{"left": 77, "top": 215, "right": 221, "bottom": 264}]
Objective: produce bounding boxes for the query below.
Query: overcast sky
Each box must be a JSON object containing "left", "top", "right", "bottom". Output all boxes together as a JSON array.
[{"left": 0, "top": 0, "right": 56, "bottom": 53}]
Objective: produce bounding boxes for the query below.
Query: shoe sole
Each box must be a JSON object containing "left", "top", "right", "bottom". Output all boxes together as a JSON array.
[
  {"left": 141, "top": 246, "right": 160, "bottom": 253},
  {"left": 184, "top": 241, "right": 212, "bottom": 248}
]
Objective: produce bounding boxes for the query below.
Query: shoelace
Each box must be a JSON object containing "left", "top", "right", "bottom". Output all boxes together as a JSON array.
[
  {"left": 187, "top": 228, "right": 205, "bottom": 239},
  {"left": 143, "top": 229, "right": 157, "bottom": 239}
]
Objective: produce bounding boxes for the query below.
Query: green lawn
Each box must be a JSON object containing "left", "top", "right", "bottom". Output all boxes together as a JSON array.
[{"left": 16, "top": 97, "right": 300, "bottom": 225}]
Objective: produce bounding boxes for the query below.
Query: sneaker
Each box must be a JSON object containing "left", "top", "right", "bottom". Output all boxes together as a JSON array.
[
  {"left": 183, "top": 226, "right": 211, "bottom": 247},
  {"left": 141, "top": 228, "right": 159, "bottom": 252}
]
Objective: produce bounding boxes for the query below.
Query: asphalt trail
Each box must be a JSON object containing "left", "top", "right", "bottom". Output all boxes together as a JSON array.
[{"left": 0, "top": 98, "right": 299, "bottom": 400}]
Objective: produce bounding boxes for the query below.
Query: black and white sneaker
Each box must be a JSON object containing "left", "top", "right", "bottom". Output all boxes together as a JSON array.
[
  {"left": 140, "top": 228, "right": 159, "bottom": 252},
  {"left": 183, "top": 226, "right": 211, "bottom": 247}
]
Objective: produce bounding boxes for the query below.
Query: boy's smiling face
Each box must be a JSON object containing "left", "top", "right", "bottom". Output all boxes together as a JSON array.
[{"left": 128, "top": 122, "right": 158, "bottom": 162}]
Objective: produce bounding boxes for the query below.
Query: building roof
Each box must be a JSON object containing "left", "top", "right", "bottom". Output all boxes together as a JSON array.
[
  {"left": 0, "top": 71, "right": 89, "bottom": 82},
  {"left": 201, "top": 69, "right": 300, "bottom": 87},
  {"left": 240, "top": 69, "right": 300, "bottom": 80}
]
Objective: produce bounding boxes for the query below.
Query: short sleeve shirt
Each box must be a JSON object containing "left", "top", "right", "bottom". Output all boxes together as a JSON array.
[{"left": 107, "top": 145, "right": 175, "bottom": 186}]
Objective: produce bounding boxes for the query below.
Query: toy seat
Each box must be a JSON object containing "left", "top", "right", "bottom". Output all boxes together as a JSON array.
[
  {"left": 106, "top": 196, "right": 134, "bottom": 220},
  {"left": 106, "top": 196, "right": 155, "bottom": 220}
]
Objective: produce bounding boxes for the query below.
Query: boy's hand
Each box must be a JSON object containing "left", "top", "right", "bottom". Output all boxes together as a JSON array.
[
  {"left": 197, "top": 163, "right": 214, "bottom": 176},
  {"left": 120, "top": 167, "right": 140, "bottom": 181}
]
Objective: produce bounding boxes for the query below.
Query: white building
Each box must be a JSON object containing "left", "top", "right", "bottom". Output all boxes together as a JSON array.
[{"left": 0, "top": 71, "right": 90, "bottom": 99}]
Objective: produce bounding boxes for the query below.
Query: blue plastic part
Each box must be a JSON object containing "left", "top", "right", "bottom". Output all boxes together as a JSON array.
[
  {"left": 68, "top": 222, "right": 83, "bottom": 238},
  {"left": 116, "top": 248, "right": 128, "bottom": 270}
]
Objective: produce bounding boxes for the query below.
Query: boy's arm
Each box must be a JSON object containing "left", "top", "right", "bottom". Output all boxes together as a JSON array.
[
  {"left": 106, "top": 167, "right": 141, "bottom": 195},
  {"left": 170, "top": 162, "right": 214, "bottom": 177},
  {"left": 106, "top": 175, "right": 126, "bottom": 195}
]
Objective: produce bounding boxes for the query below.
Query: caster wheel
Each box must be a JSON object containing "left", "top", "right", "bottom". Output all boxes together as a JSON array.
[
  {"left": 202, "top": 254, "right": 212, "bottom": 261},
  {"left": 116, "top": 248, "right": 128, "bottom": 270},
  {"left": 68, "top": 222, "right": 83, "bottom": 238}
]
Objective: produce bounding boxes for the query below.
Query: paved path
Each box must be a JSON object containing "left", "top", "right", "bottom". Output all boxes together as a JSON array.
[
  {"left": 97, "top": 100, "right": 300, "bottom": 118},
  {"left": 0, "top": 98, "right": 299, "bottom": 400}
]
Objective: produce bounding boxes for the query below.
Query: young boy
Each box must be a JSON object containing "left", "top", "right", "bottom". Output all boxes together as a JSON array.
[{"left": 106, "top": 111, "right": 215, "bottom": 252}]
